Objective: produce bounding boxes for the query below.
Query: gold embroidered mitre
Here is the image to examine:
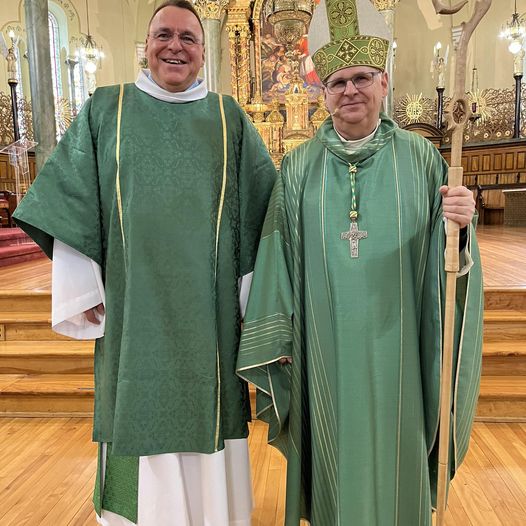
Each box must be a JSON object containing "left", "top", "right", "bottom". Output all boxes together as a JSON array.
[{"left": 308, "top": 0, "right": 392, "bottom": 81}]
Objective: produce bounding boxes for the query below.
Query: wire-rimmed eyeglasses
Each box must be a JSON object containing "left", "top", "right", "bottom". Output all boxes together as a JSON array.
[
  {"left": 149, "top": 30, "right": 203, "bottom": 47},
  {"left": 324, "top": 71, "right": 382, "bottom": 94}
]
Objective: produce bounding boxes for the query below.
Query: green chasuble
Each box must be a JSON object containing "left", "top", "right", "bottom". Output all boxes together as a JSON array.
[
  {"left": 237, "top": 115, "right": 484, "bottom": 526},
  {"left": 14, "top": 84, "right": 276, "bottom": 458}
]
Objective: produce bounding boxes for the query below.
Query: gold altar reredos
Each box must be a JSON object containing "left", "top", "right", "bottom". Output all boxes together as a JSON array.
[
  {"left": 226, "top": 0, "right": 329, "bottom": 166},
  {"left": 224, "top": 0, "right": 403, "bottom": 166}
]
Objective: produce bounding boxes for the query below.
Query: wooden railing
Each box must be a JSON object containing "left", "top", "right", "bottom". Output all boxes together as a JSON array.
[{"left": 402, "top": 128, "right": 526, "bottom": 225}]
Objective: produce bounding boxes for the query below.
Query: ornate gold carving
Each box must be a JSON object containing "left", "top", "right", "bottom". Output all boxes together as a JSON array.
[
  {"left": 394, "top": 87, "right": 526, "bottom": 145},
  {"left": 393, "top": 93, "right": 435, "bottom": 127},
  {"left": 18, "top": 97, "right": 34, "bottom": 143},
  {"left": 55, "top": 98, "right": 73, "bottom": 137},
  {"left": 0, "top": 91, "right": 34, "bottom": 146},
  {"left": 284, "top": 76, "right": 310, "bottom": 132},
  {"left": 467, "top": 90, "right": 490, "bottom": 123},
  {"left": 245, "top": 99, "right": 268, "bottom": 122},
  {"left": 226, "top": 25, "right": 240, "bottom": 101},
  {"left": 372, "top": 0, "right": 400, "bottom": 10},
  {"left": 252, "top": 20, "right": 263, "bottom": 101},
  {"left": 265, "top": 101, "right": 284, "bottom": 166},
  {"left": 226, "top": 21, "right": 251, "bottom": 104},
  {"left": 193, "top": 0, "right": 229, "bottom": 20},
  {"left": 266, "top": 100, "right": 285, "bottom": 123},
  {"left": 0, "top": 92, "right": 15, "bottom": 145},
  {"left": 311, "top": 96, "right": 330, "bottom": 130},
  {"left": 237, "top": 26, "right": 251, "bottom": 104}
]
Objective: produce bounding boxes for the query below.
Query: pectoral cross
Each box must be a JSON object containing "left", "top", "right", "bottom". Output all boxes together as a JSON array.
[{"left": 341, "top": 219, "right": 367, "bottom": 258}]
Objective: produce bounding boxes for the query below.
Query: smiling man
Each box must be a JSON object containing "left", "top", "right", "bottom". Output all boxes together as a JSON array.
[
  {"left": 13, "top": 1, "right": 276, "bottom": 525},
  {"left": 237, "top": 0, "right": 484, "bottom": 525}
]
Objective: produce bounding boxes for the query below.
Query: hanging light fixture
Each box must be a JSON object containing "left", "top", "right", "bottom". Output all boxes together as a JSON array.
[
  {"left": 80, "top": 0, "right": 104, "bottom": 73},
  {"left": 264, "top": 0, "right": 314, "bottom": 48},
  {"left": 499, "top": 0, "right": 526, "bottom": 54}
]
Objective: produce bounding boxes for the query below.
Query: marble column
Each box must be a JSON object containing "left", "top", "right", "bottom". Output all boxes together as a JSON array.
[
  {"left": 202, "top": 18, "right": 222, "bottom": 92},
  {"left": 24, "top": 0, "right": 57, "bottom": 172},
  {"left": 375, "top": 0, "right": 399, "bottom": 118},
  {"left": 65, "top": 57, "right": 78, "bottom": 116},
  {"left": 383, "top": 9, "right": 395, "bottom": 117},
  {"left": 194, "top": 0, "right": 229, "bottom": 92}
]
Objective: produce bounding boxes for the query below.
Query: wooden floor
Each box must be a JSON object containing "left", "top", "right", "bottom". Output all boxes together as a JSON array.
[
  {"left": 0, "top": 258, "right": 51, "bottom": 291},
  {"left": 1, "top": 225, "right": 524, "bottom": 293},
  {"left": 476, "top": 225, "right": 526, "bottom": 288},
  {"left": 0, "top": 419, "right": 525, "bottom": 525},
  {"left": 0, "top": 226, "right": 525, "bottom": 525}
]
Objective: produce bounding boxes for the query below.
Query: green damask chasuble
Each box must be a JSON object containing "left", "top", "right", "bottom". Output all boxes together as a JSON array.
[
  {"left": 14, "top": 85, "right": 276, "bottom": 458},
  {"left": 237, "top": 115, "right": 484, "bottom": 526}
]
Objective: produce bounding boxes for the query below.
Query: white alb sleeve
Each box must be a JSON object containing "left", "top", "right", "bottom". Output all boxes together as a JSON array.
[
  {"left": 442, "top": 218, "right": 474, "bottom": 277},
  {"left": 239, "top": 272, "right": 253, "bottom": 320},
  {"left": 52, "top": 239, "right": 106, "bottom": 339}
]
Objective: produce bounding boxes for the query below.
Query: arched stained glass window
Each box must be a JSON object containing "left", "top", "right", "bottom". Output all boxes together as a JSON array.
[{"left": 48, "top": 12, "right": 63, "bottom": 102}]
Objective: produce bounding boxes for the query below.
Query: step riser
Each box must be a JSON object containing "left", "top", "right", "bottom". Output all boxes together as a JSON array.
[
  {"left": 0, "top": 357, "right": 93, "bottom": 375},
  {"left": 0, "top": 394, "right": 94, "bottom": 415},
  {"left": 476, "top": 399, "right": 526, "bottom": 420},
  {"left": 0, "top": 296, "right": 51, "bottom": 313},
  {"left": 482, "top": 357, "right": 526, "bottom": 376},
  {"left": 0, "top": 238, "right": 29, "bottom": 248},
  {"left": 485, "top": 291, "right": 526, "bottom": 311},
  {"left": 0, "top": 251, "right": 46, "bottom": 267},
  {"left": 0, "top": 323, "right": 71, "bottom": 341},
  {"left": 484, "top": 322, "right": 526, "bottom": 341}
]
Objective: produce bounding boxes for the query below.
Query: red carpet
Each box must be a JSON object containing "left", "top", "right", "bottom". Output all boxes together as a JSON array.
[{"left": 0, "top": 228, "right": 46, "bottom": 267}]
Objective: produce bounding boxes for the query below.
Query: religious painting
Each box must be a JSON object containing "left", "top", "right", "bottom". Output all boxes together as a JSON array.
[{"left": 260, "top": 3, "right": 323, "bottom": 103}]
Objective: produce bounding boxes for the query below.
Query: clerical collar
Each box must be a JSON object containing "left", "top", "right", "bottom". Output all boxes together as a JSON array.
[
  {"left": 334, "top": 120, "right": 381, "bottom": 153},
  {"left": 135, "top": 69, "right": 208, "bottom": 103}
]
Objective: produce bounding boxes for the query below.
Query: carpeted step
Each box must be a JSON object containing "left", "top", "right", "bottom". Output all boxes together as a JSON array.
[
  {"left": 0, "top": 228, "right": 30, "bottom": 247},
  {"left": 0, "top": 245, "right": 46, "bottom": 267}
]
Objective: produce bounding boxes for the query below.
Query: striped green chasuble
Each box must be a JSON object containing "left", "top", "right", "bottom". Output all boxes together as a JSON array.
[{"left": 237, "top": 115, "right": 484, "bottom": 526}]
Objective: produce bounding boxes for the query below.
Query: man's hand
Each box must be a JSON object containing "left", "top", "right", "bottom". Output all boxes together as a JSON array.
[
  {"left": 84, "top": 303, "right": 105, "bottom": 325},
  {"left": 279, "top": 357, "right": 292, "bottom": 365},
  {"left": 439, "top": 185, "right": 476, "bottom": 229}
]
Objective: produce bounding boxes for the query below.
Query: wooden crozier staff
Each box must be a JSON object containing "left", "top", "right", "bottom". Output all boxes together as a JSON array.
[{"left": 431, "top": 1, "right": 492, "bottom": 525}]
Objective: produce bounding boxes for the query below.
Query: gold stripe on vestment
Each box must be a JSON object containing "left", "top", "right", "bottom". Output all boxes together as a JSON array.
[
  {"left": 214, "top": 94, "right": 228, "bottom": 451},
  {"left": 115, "top": 84, "right": 126, "bottom": 264},
  {"left": 392, "top": 141, "right": 403, "bottom": 526}
]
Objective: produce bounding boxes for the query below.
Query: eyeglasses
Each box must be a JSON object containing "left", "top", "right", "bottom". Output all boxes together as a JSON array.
[
  {"left": 150, "top": 30, "right": 203, "bottom": 47},
  {"left": 324, "top": 71, "right": 382, "bottom": 94}
]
